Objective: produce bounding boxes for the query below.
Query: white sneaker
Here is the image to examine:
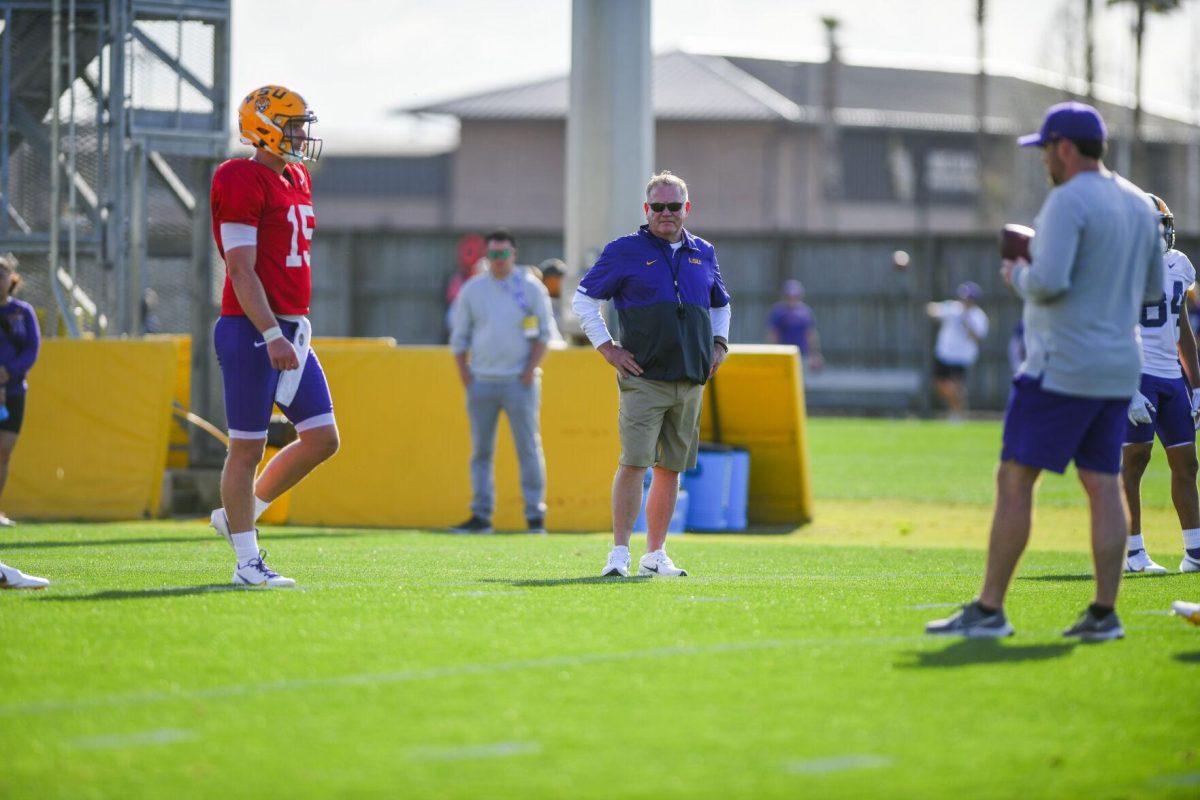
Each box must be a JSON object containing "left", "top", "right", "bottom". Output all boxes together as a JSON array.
[
  {"left": 233, "top": 550, "right": 296, "bottom": 588},
  {"left": 1171, "top": 600, "right": 1200, "bottom": 625},
  {"left": 601, "top": 548, "right": 630, "bottom": 578},
  {"left": 1126, "top": 550, "right": 1168, "bottom": 574},
  {"left": 0, "top": 562, "right": 49, "bottom": 589},
  {"left": 210, "top": 508, "right": 234, "bottom": 550},
  {"left": 638, "top": 550, "right": 688, "bottom": 577},
  {"left": 1181, "top": 555, "right": 1200, "bottom": 573}
]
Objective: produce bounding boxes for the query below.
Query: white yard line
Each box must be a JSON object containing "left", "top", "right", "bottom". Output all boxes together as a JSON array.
[
  {"left": 407, "top": 741, "right": 542, "bottom": 762},
  {"left": 69, "top": 728, "right": 196, "bottom": 750},
  {"left": 0, "top": 635, "right": 924, "bottom": 718},
  {"left": 784, "top": 755, "right": 893, "bottom": 774}
]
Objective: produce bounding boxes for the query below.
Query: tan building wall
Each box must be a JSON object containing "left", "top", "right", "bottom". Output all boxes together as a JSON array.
[
  {"left": 443, "top": 118, "right": 1199, "bottom": 236},
  {"left": 450, "top": 120, "right": 566, "bottom": 230}
]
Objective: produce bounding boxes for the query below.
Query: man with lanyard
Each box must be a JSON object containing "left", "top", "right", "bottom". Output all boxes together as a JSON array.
[
  {"left": 573, "top": 171, "right": 732, "bottom": 577},
  {"left": 451, "top": 230, "right": 556, "bottom": 533}
]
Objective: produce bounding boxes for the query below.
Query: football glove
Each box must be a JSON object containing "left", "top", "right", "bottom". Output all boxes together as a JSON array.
[
  {"left": 1128, "top": 391, "right": 1155, "bottom": 426},
  {"left": 1191, "top": 388, "right": 1200, "bottom": 430}
]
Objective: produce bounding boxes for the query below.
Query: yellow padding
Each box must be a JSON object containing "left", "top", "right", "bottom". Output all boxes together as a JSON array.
[
  {"left": 8, "top": 340, "right": 177, "bottom": 519},
  {"left": 287, "top": 344, "right": 810, "bottom": 531},
  {"left": 700, "top": 345, "right": 813, "bottom": 525},
  {"left": 146, "top": 335, "right": 191, "bottom": 468}
]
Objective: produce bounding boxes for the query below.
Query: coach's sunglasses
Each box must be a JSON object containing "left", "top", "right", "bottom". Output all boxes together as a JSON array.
[{"left": 648, "top": 202, "right": 684, "bottom": 213}]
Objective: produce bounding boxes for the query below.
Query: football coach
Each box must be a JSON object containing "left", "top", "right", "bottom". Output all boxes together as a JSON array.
[
  {"left": 572, "top": 171, "right": 731, "bottom": 578},
  {"left": 927, "top": 102, "right": 1163, "bottom": 642}
]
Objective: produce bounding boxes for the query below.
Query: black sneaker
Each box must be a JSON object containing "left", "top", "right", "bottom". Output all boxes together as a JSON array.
[
  {"left": 1062, "top": 609, "right": 1124, "bottom": 642},
  {"left": 526, "top": 516, "right": 547, "bottom": 534},
  {"left": 450, "top": 516, "right": 493, "bottom": 534},
  {"left": 925, "top": 601, "right": 1014, "bottom": 638}
]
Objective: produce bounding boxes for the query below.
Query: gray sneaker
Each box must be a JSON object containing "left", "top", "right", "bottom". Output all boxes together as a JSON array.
[
  {"left": 925, "top": 602, "right": 1014, "bottom": 638},
  {"left": 1062, "top": 609, "right": 1124, "bottom": 642}
]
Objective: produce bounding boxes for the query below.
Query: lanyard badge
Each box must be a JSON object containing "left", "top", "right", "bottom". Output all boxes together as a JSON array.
[{"left": 507, "top": 276, "right": 539, "bottom": 340}]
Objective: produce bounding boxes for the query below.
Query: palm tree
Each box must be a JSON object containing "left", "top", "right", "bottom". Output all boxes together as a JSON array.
[
  {"left": 1108, "top": 0, "right": 1185, "bottom": 182},
  {"left": 975, "top": 0, "right": 991, "bottom": 224},
  {"left": 1084, "top": 0, "right": 1096, "bottom": 104}
]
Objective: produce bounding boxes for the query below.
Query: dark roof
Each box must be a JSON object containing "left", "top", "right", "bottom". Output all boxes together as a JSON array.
[{"left": 403, "top": 50, "right": 1197, "bottom": 142}]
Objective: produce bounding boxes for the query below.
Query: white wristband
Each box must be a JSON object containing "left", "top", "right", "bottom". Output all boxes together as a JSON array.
[{"left": 262, "top": 326, "right": 284, "bottom": 343}]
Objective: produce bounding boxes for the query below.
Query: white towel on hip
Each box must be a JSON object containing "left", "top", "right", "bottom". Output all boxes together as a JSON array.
[{"left": 274, "top": 316, "right": 312, "bottom": 407}]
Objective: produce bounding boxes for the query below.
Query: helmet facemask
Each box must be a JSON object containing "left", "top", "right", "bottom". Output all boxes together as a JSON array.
[
  {"left": 258, "top": 111, "right": 322, "bottom": 163},
  {"left": 1161, "top": 213, "right": 1176, "bottom": 252}
]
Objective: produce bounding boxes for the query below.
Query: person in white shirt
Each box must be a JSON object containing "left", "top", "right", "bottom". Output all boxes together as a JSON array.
[
  {"left": 926, "top": 282, "right": 989, "bottom": 421},
  {"left": 1120, "top": 194, "right": 1200, "bottom": 575}
]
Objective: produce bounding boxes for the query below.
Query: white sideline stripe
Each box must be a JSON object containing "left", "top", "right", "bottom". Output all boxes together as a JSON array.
[
  {"left": 0, "top": 635, "right": 923, "bottom": 718},
  {"left": 69, "top": 728, "right": 196, "bottom": 750},
  {"left": 907, "top": 603, "right": 961, "bottom": 610},
  {"left": 407, "top": 741, "right": 541, "bottom": 762},
  {"left": 784, "top": 755, "right": 893, "bottom": 774}
]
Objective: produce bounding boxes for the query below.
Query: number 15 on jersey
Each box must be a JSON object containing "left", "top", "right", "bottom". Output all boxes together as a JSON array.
[{"left": 286, "top": 203, "right": 315, "bottom": 268}]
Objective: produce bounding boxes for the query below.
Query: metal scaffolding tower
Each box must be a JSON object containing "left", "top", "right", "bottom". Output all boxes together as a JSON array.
[{"left": 0, "top": 0, "right": 229, "bottom": 340}]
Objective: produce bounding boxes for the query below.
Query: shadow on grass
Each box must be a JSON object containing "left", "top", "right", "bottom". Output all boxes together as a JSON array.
[
  {"left": 900, "top": 639, "right": 1075, "bottom": 668},
  {"left": 3, "top": 530, "right": 369, "bottom": 551},
  {"left": 481, "top": 576, "right": 652, "bottom": 587},
  {"left": 1018, "top": 573, "right": 1095, "bottom": 582},
  {"left": 1022, "top": 572, "right": 1186, "bottom": 583},
  {"left": 1174, "top": 651, "right": 1200, "bottom": 664},
  {"left": 34, "top": 584, "right": 249, "bottom": 602}
]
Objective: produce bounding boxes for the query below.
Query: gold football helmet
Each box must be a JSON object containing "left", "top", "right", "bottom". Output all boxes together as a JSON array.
[{"left": 237, "top": 85, "right": 322, "bottom": 163}]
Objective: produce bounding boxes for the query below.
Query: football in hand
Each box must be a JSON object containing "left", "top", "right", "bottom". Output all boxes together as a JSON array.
[{"left": 1000, "top": 224, "right": 1034, "bottom": 261}]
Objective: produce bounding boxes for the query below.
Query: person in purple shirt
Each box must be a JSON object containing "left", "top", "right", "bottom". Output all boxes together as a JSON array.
[
  {"left": 766, "top": 279, "right": 824, "bottom": 370},
  {"left": 0, "top": 254, "right": 47, "bottom": 589},
  {"left": 0, "top": 254, "right": 39, "bottom": 524}
]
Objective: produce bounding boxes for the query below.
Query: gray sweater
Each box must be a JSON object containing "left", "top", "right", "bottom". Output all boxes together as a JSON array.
[
  {"left": 1014, "top": 170, "right": 1163, "bottom": 399},
  {"left": 450, "top": 269, "right": 556, "bottom": 380}
]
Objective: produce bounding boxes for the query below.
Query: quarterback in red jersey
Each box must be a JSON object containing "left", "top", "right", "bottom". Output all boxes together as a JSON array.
[{"left": 208, "top": 84, "right": 339, "bottom": 588}]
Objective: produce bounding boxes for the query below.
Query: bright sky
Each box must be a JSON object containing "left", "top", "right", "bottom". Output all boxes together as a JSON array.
[{"left": 232, "top": 0, "right": 1200, "bottom": 153}]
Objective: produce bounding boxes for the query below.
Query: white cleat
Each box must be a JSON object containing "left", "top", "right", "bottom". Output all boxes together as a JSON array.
[
  {"left": 1181, "top": 555, "right": 1200, "bottom": 574},
  {"left": 0, "top": 561, "right": 49, "bottom": 589},
  {"left": 638, "top": 550, "right": 688, "bottom": 577},
  {"left": 600, "top": 548, "right": 631, "bottom": 578},
  {"left": 233, "top": 550, "right": 296, "bottom": 588},
  {"left": 210, "top": 508, "right": 234, "bottom": 550},
  {"left": 1171, "top": 600, "right": 1200, "bottom": 625},
  {"left": 1126, "top": 550, "right": 1168, "bottom": 574}
]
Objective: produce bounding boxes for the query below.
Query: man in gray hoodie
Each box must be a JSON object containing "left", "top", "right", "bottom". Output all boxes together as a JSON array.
[{"left": 927, "top": 102, "right": 1163, "bottom": 642}]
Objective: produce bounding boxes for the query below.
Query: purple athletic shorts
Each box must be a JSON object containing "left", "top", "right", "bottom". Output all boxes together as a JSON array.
[
  {"left": 1125, "top": 373, "right": 1196, "bottom": 448},
  {"left": 1001, "top": 375, "right": 1127, "bottom": 475},
  {"left": 213, "top": 315, "right": 335, "bottom": 440}
]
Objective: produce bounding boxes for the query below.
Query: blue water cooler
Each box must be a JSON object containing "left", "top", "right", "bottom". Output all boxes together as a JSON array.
[{"left": 682, "top": 447, "right": 750, "bottom": 531}]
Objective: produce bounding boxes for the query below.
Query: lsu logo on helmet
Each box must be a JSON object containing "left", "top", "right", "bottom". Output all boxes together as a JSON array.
[
  {"left": 238, "top": 85, "right": 323, "bottom": 163},
  {"left": 1147, "top": 193, "right": 1175, "bottom": 252}
]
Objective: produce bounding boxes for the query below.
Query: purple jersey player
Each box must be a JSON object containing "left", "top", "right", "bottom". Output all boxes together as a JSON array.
[{"left": 766, "top": 280, "right": 824, "bottom": 370}]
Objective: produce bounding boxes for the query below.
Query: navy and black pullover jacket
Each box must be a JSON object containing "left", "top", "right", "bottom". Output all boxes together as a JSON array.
[{"left": 579, "top": 225, "right": 731, "bottom": 384}]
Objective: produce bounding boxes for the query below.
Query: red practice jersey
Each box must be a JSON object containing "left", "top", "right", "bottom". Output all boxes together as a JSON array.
[{"left": 211, "top": 158, "right": 316, "bottom": 316}]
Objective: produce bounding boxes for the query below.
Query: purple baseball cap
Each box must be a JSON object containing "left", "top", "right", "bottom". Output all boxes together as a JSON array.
[
  {"left": 1018, "top": 101, "right": 1106, "bottom": 148},
  {"left": 957, "top": 281, "right": 982, "bottom": 302}
]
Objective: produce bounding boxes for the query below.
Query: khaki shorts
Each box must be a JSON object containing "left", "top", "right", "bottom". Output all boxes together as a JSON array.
[{"left": 617, "top": 376, "right": 704, "bottom": 472}]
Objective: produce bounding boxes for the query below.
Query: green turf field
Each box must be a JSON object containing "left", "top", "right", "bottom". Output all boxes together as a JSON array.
[{"left": 2, "top": 417, "right": 1197, "bottom": 799}]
